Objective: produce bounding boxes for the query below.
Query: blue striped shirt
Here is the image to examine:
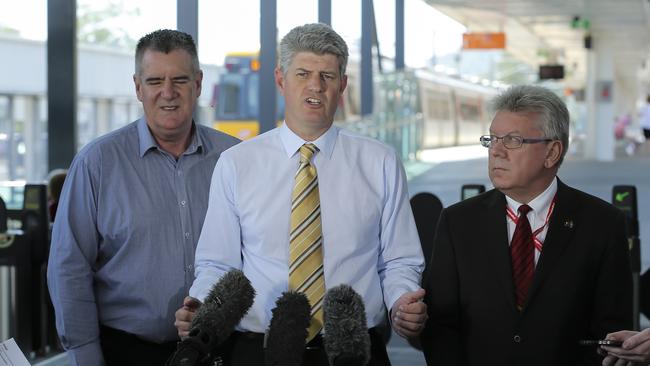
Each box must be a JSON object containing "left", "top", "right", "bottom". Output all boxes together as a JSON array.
[{"left": 47, "top": 118, "right": 239, "bottom": 366}]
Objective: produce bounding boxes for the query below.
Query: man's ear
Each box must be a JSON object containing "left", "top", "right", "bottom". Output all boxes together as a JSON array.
[
  {"left": 195, "top": 70, "right": 204, "bottom": 98},
  {"left": 274, "top": 67, "right": 285, "bottom": 96},
  {"left": 133, "top": 74, "right": 143, "bottom": 102},
  {"left": 544, "top": 140, "right": 563, "bottom": 168}
]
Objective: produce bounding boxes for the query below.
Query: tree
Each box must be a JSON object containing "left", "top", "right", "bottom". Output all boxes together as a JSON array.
[{"left": 77, "top": 0, "right": 139, "bottom": 50}]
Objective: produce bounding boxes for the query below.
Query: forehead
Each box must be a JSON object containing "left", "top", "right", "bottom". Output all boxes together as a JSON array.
[
  {"left": 139, "top": 49, "right": 194, "bottom": 75},
  {"left": 289, "top": 51, "right": 340, "bottom": 72},
  {"left": 490, "top": 110, "right": 542, "bottom": 134}
]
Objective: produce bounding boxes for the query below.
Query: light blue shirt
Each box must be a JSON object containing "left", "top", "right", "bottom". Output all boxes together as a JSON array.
[
  {"left": 190, "top": 123, "right": 424, "bottom": 333},
  {"left": 47, "top": 118, "right": 239, "bottom": 366}
]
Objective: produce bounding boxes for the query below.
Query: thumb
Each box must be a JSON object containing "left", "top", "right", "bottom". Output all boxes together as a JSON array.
[
  {"left": 183, "top": 296, "right": 201, "bottom": 310},
  {"left": 403, "top": 288, "right": 426, "bottom": 303}
]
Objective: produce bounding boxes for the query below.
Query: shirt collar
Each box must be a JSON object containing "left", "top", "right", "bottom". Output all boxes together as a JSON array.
[
  {"left": 137, "top": 117, "right": 202, "bottom": 157},
  {"left": 279, "top": 122, "right": 338, "bottom": 159},
  {"left": 505, "top": 177, "right": 558, "bottom": 218}
]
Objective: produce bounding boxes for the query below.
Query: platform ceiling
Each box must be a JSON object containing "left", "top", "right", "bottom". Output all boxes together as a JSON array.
[{"left": 424, "top": 0, "right": 650, "bottom": 90}]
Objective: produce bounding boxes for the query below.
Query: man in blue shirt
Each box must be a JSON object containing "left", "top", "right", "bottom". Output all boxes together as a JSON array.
[
  {"left": 175, "top": 23, "right": 426, "bottom": 365},
  {"left": 47, "top": 29, "right": 239, "bottom": 366}
]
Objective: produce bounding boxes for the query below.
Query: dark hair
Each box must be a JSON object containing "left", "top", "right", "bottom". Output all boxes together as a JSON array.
[
  {"left": 135, "top": 29, "right": 199, "bottom": 75},
  {"left": 278, "top": 23, "right": 348, "bottom": 77},
  {"left": 490, "top": 85, "right": 570, "bottom": 165}
]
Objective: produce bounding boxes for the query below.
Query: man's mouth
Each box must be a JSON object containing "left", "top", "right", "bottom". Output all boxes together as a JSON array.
[
  {"left": 161, "top": 106, "right": 178, "bottom": 111},
  {"left": 305, "top": 97, "right": 321, "bottom": 105}
]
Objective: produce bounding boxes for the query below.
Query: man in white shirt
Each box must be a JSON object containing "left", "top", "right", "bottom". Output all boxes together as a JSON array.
[
  {"left": 420, "top": 85, "right": 632, "bottom": 366},
  {"left": 175, "top": 23, "right": 426, "bottom": 365}
]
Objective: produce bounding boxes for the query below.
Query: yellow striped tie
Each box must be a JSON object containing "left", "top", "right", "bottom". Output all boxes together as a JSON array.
[{"left": 289, "top": 143, "right": 325, "bottom": 342}]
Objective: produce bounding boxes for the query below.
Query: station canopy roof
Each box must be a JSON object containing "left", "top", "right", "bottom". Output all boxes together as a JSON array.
[{"left": 424, "top": 0, "right": 650, "bottom": 90}]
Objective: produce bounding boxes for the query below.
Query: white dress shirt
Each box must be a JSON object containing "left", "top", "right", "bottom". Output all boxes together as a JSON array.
[
  {"left": 190, "top": 123, "right": 424, "bottom": 333},
  {"left": 505, "top": 177, "right": 558, "bottom": 265}
]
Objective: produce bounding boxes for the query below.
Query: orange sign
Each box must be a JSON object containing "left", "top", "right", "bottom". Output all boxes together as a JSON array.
[{"left": 462, "top": 32, "right": 506, "bottom": 49}]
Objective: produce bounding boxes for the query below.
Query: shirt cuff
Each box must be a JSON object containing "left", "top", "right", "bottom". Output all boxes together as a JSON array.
[{"left": 66, "top": 340, "right": 104, "bottom": 366}]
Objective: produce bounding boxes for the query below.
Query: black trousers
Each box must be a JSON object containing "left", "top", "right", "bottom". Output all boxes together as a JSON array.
[
  {"left": 100, "top": 325, "right": 177, "bottom": 366},
  {"left": 224, "top": 328, "right": 391, "bottom": 366}
]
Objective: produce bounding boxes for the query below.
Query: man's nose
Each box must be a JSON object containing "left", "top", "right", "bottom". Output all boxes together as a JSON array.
[
  {"left": 307, "top": 75, "right": 324, "bottom": 92},
  {"left": 161, "top": 80, "right": 176, "bottom": 98}
]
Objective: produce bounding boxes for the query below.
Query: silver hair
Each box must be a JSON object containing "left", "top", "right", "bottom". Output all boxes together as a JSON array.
[
  {"left": 278, "top": 23, "right": 349, "bottom": 77},
  {"left": 135, "top": 29, "right": 200, "bottom": 76},
  {"left": 490, "top": 85, "right": 570, "bottom": 165}
]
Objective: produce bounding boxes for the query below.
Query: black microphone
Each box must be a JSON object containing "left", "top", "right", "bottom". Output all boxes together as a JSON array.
[
  {"left": 323, "top": 284, "right": 371, "bottom": 366},
  {"left": 265, "top": 291, "right": 311, "bottom": 366},
  {"left": 166, "top": 269, "right": 256, "bottom": 366}
]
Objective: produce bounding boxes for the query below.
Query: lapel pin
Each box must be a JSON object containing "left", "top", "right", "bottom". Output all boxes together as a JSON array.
[{"left": 564, "top": 219, "right": 574, "bottom": 229}]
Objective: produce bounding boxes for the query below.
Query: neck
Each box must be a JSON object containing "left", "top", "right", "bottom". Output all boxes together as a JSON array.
[
  {"left": 503, "top": 174, "right": 556, "bottom": 204},
  {"left": 285, "top": 121, "right": 331, "bottom": 142},
  {"left": 153, "top": 125, "right": 194, "bottom": 160}
]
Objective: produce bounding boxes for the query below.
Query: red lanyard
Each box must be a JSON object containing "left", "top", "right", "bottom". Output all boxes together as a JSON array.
[{"left": 506, "top": 196, "right": 556, "bottom": 252}]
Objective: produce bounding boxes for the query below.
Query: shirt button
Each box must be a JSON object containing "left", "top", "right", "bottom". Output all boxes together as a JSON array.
[
  {"left": 181, "top": 200, "right": 186, "bottom": 206},
  {"left": 184, "top": 232, "right": 190, "bottom": 239},
  {"left": 513, "top": 335, "right": 521, "bottom": 343}
]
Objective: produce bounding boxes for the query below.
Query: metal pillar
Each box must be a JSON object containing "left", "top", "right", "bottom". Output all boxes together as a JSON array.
[
  {"left": 177, "top": 0, "right": 199, "bottom": 47},
  {"left": 260, "top": 0, "right": 277, "bottom": 133},
  {"left": 319, "top": 0, "right": 331, "bottom": 25},
  {"left": 47, "top": 0, "right": 77, "bottom": 171},
  {"left": 395, "top": 0, "right": 405, "bottom": 70},
  {"left": 361, "top": 0, "right": 374, "bottom": 116}
]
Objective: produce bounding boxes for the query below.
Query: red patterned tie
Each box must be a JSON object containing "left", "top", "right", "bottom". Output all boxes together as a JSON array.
[{"left": 511, "top": 204, "right": 534, "bottom": 311}]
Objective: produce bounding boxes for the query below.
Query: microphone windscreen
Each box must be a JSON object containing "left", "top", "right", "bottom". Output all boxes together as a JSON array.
[
  {"left": 323, "top": 284, "right": 371, "bottom": 366},
  {"left": 265, "top": 291, "right": 311, "bottom": 366},
  {"left": 191, "top": 268, "right": 256, "bottom": 343},
  {"left": 167, "top": 270, "right": 254, "bottom": 366}
]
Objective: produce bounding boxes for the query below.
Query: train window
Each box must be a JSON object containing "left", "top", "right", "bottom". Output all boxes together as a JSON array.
[
  {"left": 247, "top": 73, "right": 259, "bottom": 119},
  {"left": 459, "top": 100, "right": 480, "bottom": 121},
  {"left": 221, "top": 83, "right": 240, "bottom": 115},
  {"left": 425, "top": 91, "right": 450, "bottom": 120}
]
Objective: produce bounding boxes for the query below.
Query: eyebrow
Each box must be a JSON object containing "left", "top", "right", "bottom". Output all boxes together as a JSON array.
[
  {"left": 295, "top": 67, "right": 337, "bottom": 75},
  {"left": 144, "top": 75, "right": 191, "bottom": 83}
]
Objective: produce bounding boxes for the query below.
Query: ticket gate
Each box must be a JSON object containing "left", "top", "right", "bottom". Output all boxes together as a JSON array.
[{"left": 0, "top": 183, "right": 58, "bottom": 357}]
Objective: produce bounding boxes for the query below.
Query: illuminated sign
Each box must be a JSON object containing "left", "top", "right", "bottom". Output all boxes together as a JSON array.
[{"left": 462, "top": 32, "right": 506, "bottom": 49}]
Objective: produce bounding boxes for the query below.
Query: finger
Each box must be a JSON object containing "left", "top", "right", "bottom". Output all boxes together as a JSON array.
[
  {"left": 394, "top": 309, "right": 427, "bottom": 324},
  {"left": 399, "top": 300, "right": 427, "bottom": 315},
  {"left": 393, "top": 323, "right": 422, "bottom": 338},
  {"left": 183, "top": 296, "right": 201, "bottom": 310},
  {"left": 602, "top": 354, "right": 617, "bottom": 366},
  {"left": 393, "top": 316, "right": 425, "bottom": 335}
]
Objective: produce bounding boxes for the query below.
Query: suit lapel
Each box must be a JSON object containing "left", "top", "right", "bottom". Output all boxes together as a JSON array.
[
  {"left": 524, "top": 180, "right": 578, "bottom": 309},
  {"left": 481, "top": 190, "right": 517, "bottom": 311}
]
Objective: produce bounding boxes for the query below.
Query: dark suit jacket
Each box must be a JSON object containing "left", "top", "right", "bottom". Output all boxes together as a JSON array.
[{"left": 420, "top": 179, "right": 632, "bottom": 366}]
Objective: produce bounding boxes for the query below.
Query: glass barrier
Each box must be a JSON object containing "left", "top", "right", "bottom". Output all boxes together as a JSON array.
[
  {"left": 0, "top": 181, "right": 26, "bottom": 211},
  {"left": 339, "top": 70, "right": 424, "bottom": 162}
]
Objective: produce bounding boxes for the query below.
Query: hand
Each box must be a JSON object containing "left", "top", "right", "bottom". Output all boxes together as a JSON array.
[
  {"left": 390, "top": 288, "right": 427, "bottom": 338},
  {"left": 174, "top": 296, "right": 202, "bottom": 339},
  {"left": 601, "top": 329, "right": 650, "bottom": 365}
]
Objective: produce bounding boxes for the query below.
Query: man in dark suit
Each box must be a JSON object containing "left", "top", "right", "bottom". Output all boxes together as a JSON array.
[{"left": 420, "top": 85, "right": 632, "bottom": 365}]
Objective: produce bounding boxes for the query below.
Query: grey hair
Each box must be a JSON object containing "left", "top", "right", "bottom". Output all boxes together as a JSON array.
[
  {"left": 135, "top": 29, "right": 200, "bottom": 76},
  {"left": 490, "top": 85, "right": 570, "bottom": 165},
  {"left": 278, "top": 23, "right": 349, "bottom": 77}
]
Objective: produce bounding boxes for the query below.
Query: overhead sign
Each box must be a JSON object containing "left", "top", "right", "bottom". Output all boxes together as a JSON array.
[{"left": 462, "top": 32, "right": 506, "bottom": 49}]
